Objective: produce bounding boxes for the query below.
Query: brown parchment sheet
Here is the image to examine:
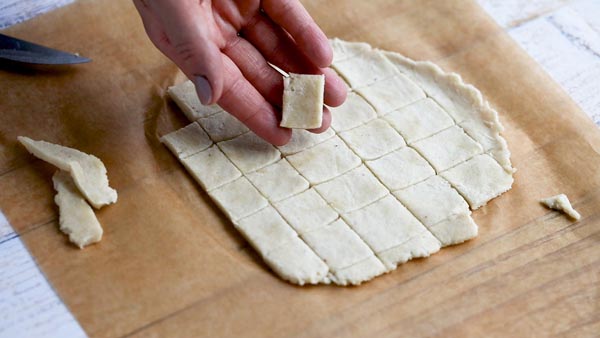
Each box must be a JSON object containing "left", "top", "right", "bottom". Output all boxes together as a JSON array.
[{"left": 1, "top": 1, "right": 599, "bottom": 337}]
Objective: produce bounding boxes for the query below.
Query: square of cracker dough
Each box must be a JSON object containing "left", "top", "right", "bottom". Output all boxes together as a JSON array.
[
  {"left": 427, "top": 213, "right": 478, "bottom": 246},
  {"left": 332, "top": 50, "right": 398, "bottom": 88},
  {"left": 393, "top": 175, "right": 469, "bottom": 227},
  {"left": 343, "top": 195, "right": 431, "bottom": 253},
  {"left": 208, "top": 176, "right": 268, "bottom": 221},
  {"left": 301, "top": 218, "right": 375, "bottom": 271},
  {"left": 281, "top": 73, "right": 324, "bottom": 129},
  {"left": 287, "top": 136, "right": 361, "bottom": 184},
  {"left": 274, "top": 188, "right": 338, "bottom": 235},
  {"left": 277, "top": 128, "right": 335, "bottom": 155},
  {"left": 218, "top": 132, "right": 281, "bottom": 173},
  {"left": 264, "top": 236, "right": 329, "bottom": 285},
  {"left": 198, "top": 111, "right": 249, "bottom": 142},
  {"left": 168, "top": 80, "right": 222, "bottom": 120},
  {"left": 235, "top": 206, "right": 298, "bottom": 256},
  {"left": 384, "top": 98, "right": 455, "bottom": 144},
  {"left": 314, "top": 165, "right": 388, "bottom": 214},
  {"left": 411, "top": 125, "right": 483, "bottom": 172},
  {"left": 246, "top": 159, "right": 309, "bottom": 202},
  {"left": 181, "top": 145, "right": 241, "bottom": 191},
  {"left": 356, "top": 75, "right": 425, "bottom": 115},
  {"left": 332, "top": 256, "right": 386, "bottom": 286},
  {"left": 339, "top": 119, "right": 406, "bottom": 160},
  {"left": 441, "top": 154, "right": 514, "bottom": 210},
  {"left": 329, "top": 92, "right": 377, "bottom": 132},
  {"left": 377, "top": 231, "right": 441, "bottom": 270},
  {"left": 366, "top": 147, "right": 435, "bottom": 191},
  {"left": 160, "top": 122, "right": 212, "bottom": 159}
]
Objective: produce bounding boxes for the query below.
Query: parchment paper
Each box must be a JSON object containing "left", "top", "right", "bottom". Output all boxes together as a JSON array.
[{"left": 1, "top": 0, "right": 599, "bottom": 337}]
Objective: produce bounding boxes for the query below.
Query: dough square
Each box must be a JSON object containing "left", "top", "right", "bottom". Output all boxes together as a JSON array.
[
  {"left": 332, "top": 50, "right": 398, "bottom": 88},
  {"left": 394, "top": 175, "right": 469, "bottom": 227},
  {"left": 384, "top": 98, "right": 455, "bottom": 144},
  {"left": 356, "top": 75, "right": 425, "bottom": 115},
  {"left": 264, "top": 236, "right": 329, "bottom": 285},
  {"left": 331, "top": 256, "right": 386, "bottom": 286},
  {"left": 301, "top": 218, "right": 374, "bottom": 271},
  {"left": 339, "top": 119, "right": 406, "bottom": 160},
  {"left": 459, "top": 118, "right": 499, "bottom": 152},
  {"left": 314, "top": 165, "right": 388, "bottom": 214},
  {"left": 411, "top": 125, "right": 483, "bottom": 172},
  {"left": 208, "top": 176, "right": 268, "bottom": 221},
  {"left": 329, "top": 92, "right": 377, "bottom": 132},
  {"left": 160, "top": 122, "right": 212, "bottom": 159},
  {"left": 287, "top": 136, "right": 361, "bottom": 184},
  {"left": 181, "top": 145, "right": 241, "bottom": 191},
  {"left": 246, "top": 159, "right": 309, "bottom": 202},
  {"left": 235, "top": 206, "right": 298, "bottom": 256},
  {"left": 428, "top": 213, "right": 478, "bottom": 246},
  {"left": 218, "top": 132, "right": 281, "bottom": 173},
  {"left": 277, "top": 128, "right": 335, "bottom": 156},
  {"left": 168, "top": 80, "right": 222, "bottom": 120},
  {"left": 330, "top": 38, "right": 372, "bottom": 63},
  {"left": 342, "top": 195, "right": 431, "bottom": 253},
  {"left": 377, "top": 231, "right": 441, "bottom": 270},
  {"left": 198, "top": 111, "right": 249, "bottom": 142},
  {"left": 441, "top": 154, "right": 514, "bottom": 210},
  {"left": 281, "top": 73, "right": 324, "bottom": 129},
  {"left": 274, "top": 188, "right": 338, "bottom": 235},
  {"left": 366, "top": 147, "right": 435, "bottom": 191}
]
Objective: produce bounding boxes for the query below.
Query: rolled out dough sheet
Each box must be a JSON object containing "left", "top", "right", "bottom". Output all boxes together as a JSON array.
[{"left": 163, "top": 38, "right": 515, "bottom": 286}]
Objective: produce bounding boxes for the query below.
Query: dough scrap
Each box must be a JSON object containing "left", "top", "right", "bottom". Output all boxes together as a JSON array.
[
  {"left": 329, "top": 91, "right": 377, "bottom": 132},
  {"left": 18, "top": 136, "right": 117, "bottom": 209},
  {"left": 540, "top": 194, "right": 581, "bottom": 220},
  {"left": 384, "top": 98, "right": 455, "bottom": 144},
  {"left": 339, "top": 119, "right": 406, "bottom": 160},
  {"left": 281, "top": 73, "right": 324, "bottom": 129},
  {"left": 168, "top": 80, "right": 222, "bottom": 121},
  {"left": 160, "top": 122, "right": 212, "bottom": 159},
  {"left": 52, "top": 171, "right": 103, "bottom": 249}
]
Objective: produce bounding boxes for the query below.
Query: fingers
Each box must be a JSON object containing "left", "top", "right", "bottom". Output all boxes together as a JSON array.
[
  {"left": 262, "top": 0, "right": 332, "bottom": 67},
  {"left": 218, "top": 55, "right": 292, "bottom": 146},
  {"left": 133, "top": 0, "right": 224, "bottom": 105}
]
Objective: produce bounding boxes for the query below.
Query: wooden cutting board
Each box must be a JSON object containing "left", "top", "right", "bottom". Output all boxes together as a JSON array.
[{"left": 1, "top": 0, "right": 599, "bottom": 337}]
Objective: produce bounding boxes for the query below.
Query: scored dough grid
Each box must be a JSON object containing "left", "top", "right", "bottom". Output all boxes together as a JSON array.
[{"left": 161, "top": 39, "right": 514, "bottom": 285}]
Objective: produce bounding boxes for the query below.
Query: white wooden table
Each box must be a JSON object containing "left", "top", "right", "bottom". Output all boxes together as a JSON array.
[{"left": 1, "top": 1, "right": 599, "bottom": 337}]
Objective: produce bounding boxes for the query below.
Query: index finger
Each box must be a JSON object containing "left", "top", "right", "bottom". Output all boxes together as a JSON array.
[{"left": 262, "top": 0, "right": 332, "bottom": 68}]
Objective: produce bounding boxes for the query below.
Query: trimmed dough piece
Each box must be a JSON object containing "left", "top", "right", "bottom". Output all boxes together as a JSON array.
[
  {"left": 356, "top": 75, "right": 425, "bottom": 115},
  {"left": 329, "top": 92, "right": 377, "bottom": 132},
  {"left": 384, "top": 98, "right": 455, "bottom": 144},
  {"left": 339, "top": 119, "right": 406, "bottom": 160},
  {"left": 198, "top": 111, "right": 249, "bottom": 142},
  {"left": 274, "top": 188, "right": 338, "bottom": 235},
  {"left": 168, "top": 80, "right": 222, "bottom": 121},
  {"left": 366, "top": 147, "right": 435, "bottom": 191},
  {"left": 18, "top": 136, "right": 117, "bottom": 209},
  {"left": 441, "top": 154, "right": 514, "bottom": 209},
  {"left": 301, "top": 218, "right": 376, "bottom": 271},
  {"left": 264, "top": 236, "right": 330, "bottom": 285},
  {"left": 540, "top": 194, "right": 581, "bottom": 220},
  {"left": 315, "top": 165, "right": 388, "bottom": 214},
  {"left": 287, "top": 136, "right": 361, "bottom": 184},
  {"left": 277, "top": 128, "right": 335, "bottom": 155},
  {"left": 331, "top": 256, "right": 387, "bottom": 286},
  {"left": 52, "top": 171, "right": 102, "bottom": 249},
  {"left": 427, "top": 213, "right": 478, "bottom": 246},
  {"left": 377, "top": 231, "right": 441, "bottom": 270},
  {"left": 235, "top": 206, "right": 298, "bottom": 256},
  {"left": 411, "top": 126, "right": 483, "bottom": 172},
  {"left": 180, "top": 145, "right": 241, "bottom": 191},
  {"left": 208, "top": 176, "right": 268, "bottom": 221},
  {"left": 281, "top": 73, "right": 325, "bottom": 129},
  {"left": 332, "top": 50, "right": 398, "bottom": 88},
  {"left": 160, "top": 122, "right": 212, "bottom": 159},
  {"left": 330, "top": 38, "right": 372, "bottom": 63},
  {"left": 218, "top": 132, "right": 280, "bottom": 173},
  {"left": 246, "top": 159, "right": 309, "bottom": 202}
]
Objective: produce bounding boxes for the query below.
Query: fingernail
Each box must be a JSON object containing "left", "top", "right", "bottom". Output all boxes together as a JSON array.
[{"left": 194, "top": 75, "right": 212, "bottom": 105}]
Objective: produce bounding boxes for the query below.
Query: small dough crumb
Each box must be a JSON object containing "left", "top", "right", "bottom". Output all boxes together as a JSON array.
[
  {"left": 281, "top": 73, "right": 324, "bottom": 129},
  {"left": 540, "top": 194, "right": 581, "bottom": 220}
]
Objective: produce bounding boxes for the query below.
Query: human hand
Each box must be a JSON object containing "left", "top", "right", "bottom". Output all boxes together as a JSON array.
[{"left": 134, "top": 0, "right": 348, "bottom": 145}]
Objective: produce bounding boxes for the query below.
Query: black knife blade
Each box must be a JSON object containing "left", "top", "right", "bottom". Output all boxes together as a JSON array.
[{"left": 0, "top": 33, "right": 91, "bottom": 65}]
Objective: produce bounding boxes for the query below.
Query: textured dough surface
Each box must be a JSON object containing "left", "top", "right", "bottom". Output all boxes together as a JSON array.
[
  {"left": 18, "top": 136, "right": 117, "bottom": 209},
  {"left": 162, "top": 38, "right": 515, "bottom": 286},
  {"left": 281, "top": 73, "right": 324, "bottom": 129}
]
